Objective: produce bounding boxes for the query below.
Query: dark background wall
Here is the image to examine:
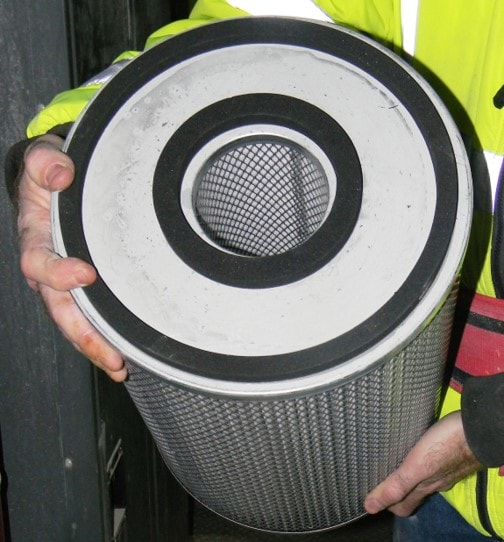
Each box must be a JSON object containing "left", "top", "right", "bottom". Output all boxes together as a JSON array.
[
  {"left": 0, "top": 1, "right": 193, "bottom": 541},
  {"left": 67, "top": 0, "right": 192, "bottom": 86}
]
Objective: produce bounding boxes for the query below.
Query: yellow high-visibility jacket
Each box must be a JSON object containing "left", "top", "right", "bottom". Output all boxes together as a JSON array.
[{"left": 27, "top": 0, "right": 504, "bottom": 537}]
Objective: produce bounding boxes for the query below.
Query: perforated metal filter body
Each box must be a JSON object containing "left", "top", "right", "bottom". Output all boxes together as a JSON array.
[{"left": 125, "top": 291, "right": 455, "bottom": 533}]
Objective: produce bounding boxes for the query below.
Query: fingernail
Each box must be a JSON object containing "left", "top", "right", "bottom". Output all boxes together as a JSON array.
[
  {"left": 45, "top": 163, "right": 68, "bottom": 185},
  {"left": 364, "top": 499, "right": 383, "bottom": 514},
  {"left": 75, "top": 271, "right": 91, "bottom": 287}
]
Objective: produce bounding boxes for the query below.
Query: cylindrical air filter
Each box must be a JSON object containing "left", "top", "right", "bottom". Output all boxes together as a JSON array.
[{"left": 52, "top": 17, "right": 472, "bottom": 533}]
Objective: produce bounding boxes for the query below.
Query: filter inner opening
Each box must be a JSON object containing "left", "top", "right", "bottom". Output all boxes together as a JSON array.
[{"left": 193, "top": 137, "right": 331, "bottom": 257}]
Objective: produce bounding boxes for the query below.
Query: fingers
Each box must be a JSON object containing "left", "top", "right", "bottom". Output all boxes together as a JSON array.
[
  {"left": 40, "top": 284, "right": 127, "bottom": 382},
  {"left": 364, "top": 469, "right": 437, "bottom": 517},
  {"left": 16, "top": 133, "right": 127, "bottom": 382},
  {"left": 20, "top": 247, "right": 97, "bottom": 292},
  {"left": 364, "top": 412, "right": 482, "bottom": 517},
  {"left": 17, "top": 137, "right": 95, "bottom": 292},
  {"left": 365, "top": 438, "right": 449, "bottom": 514},
  {"left": 365, "top": 468, "right": 420, "bottom": 516},
  {"left": 23, "top": 134, "right": 75, "bottom": 191}
]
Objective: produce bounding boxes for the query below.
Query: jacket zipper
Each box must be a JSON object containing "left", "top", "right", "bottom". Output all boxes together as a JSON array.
[{"left": 476, "top": 470, "right": 502, "bottom": 539}]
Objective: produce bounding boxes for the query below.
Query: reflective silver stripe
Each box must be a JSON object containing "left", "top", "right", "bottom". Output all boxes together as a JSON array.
[
  {"left": 82, "top": 59, "right": 132, "bottom": 87},
  {"left": 485, "top": 150, "right": 504, "bottom": 209},
  {"left": 227, "top": 0, "right": 332, "bottom": 21},
  {"left": 466, "top": 145, "right": 504, "bottom": 213},
  {"left": 400, "top": 0, "right": 419, "bottom": 56}
]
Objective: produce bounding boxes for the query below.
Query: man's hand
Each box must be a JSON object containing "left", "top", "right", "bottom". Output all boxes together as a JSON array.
[
  {"left": 364, "top": 411, "right": 483, "bottom": 516},
  {"left": 17, "top": 134, "right": 127, "bottom": 381}
]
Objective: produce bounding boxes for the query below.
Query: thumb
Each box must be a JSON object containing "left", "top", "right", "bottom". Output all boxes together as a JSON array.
[
  {"left": 24, "top": 135, "right": 75, "bottom": 192},
  {"left": 365, "top": 469, "right": 416, "bottom": 514}
]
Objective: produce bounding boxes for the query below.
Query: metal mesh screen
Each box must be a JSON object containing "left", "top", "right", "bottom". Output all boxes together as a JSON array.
[
  {"left": 125, "top": 291, "right": 456, "bottom": 533},
  {"left": 194, "top": 139, "right": 330, "bottom": 256}
]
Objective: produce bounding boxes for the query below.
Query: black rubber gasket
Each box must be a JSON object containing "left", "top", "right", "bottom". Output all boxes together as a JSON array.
[
  {"left": 59, "top": 17, "right": 459, "bottom": 382},
  {"left": 152, "top": 93, "right": 361, "bottom": 288}
]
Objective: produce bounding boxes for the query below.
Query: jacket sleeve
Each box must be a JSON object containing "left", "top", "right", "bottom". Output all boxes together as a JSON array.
[
  {"left": 10, "top": 4, "right": 234, "bottom": 205},
  {"left": 26, "top": 2, "right": 241, "bottom": 138},
  {"left": 461, "top": 373, "right": 504, "bottom": 467}
]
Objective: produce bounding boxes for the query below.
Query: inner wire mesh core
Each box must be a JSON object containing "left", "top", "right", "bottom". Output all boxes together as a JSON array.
[{"left": 194, "top": 138, "right": 331, "bottom": 256}]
